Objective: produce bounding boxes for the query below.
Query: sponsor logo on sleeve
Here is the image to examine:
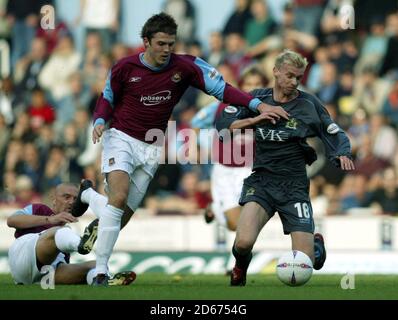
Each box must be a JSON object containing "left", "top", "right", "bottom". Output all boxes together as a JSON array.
[
  {"left": 327, "top": 123, "right": 340, "bottom": 134},
  {"left": 209, "top": 68, "right": 218, "bottom": 80},
  {"left": 225, "top": 106, "right": 238, "bottom": 113}
]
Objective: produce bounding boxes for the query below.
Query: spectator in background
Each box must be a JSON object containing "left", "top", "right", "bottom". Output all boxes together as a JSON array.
[
  {"left": 77, "top": 0, "right": 120, "bottom": 53},
  {"left": 0, "top": 0, "right": 11, "bottom": 43},
  {"left": 307, "top": 46, "right": 329, "bottom": 92},
  {"left": 163, "top": 0, "right": 196, "bottom": 43},
  {"left": 244, "top": 0, "right": 275, "bottom": 47},
  {"left": 13, "top": 37, "right": 48, "bottom": 107},
  {"left": 15, "top": 142, "right": 43, "bottom": 191},
  {"left": 38, "top": 34, "right": 81, "bottom": 105},
  {"left": 223, "top": 33, "right": 253, "bottom": 80},
  {"left": 41, "top": 145, "right": 69, "bottom": 192},
  {"left": 354, "top": 16, "right": 388, "bottom": 75},
  {"left": 222, "top": 0, "right": 253, "bottom": 37},
  {"left": 365, "top": 167, "right": 398, "bottom": 215},
  {"left": 340, "top": 174, "right": 371, "bottom": 213},
  {"left": 379, "top": 13, "right": 398, "bottom": 78},
  {"left": 382, "top": 79, "right": 398, "bottom": 128},
  {"left": 13, "top": 174, "right": 42, "bottom": 207},
  {"left": 369, "top": 114, "right": 397, "bottom": 162},
  {"left": 0, "top": 114, "right": 11, "bottom": 159},
  {"left": 81, "top": 31, "right": 104, "bottom": 87},
  {"left": 316, "top": 62, "right": 339, "bottom": 105},
  {"left": 6, "top": 0, "right": 49, "bottom": 69},
  {"left": 293, "top": 0, "right": 325, "bottom": 36},
  {"left": 353, "top": 66, "right": 391, "bottom": 115},
  {"left": 36, "top": 20, "right": 70, "bottom": 55},
  {"left": 205, "top": 31, "right": 225, "bottom": 68},
  {"left": 55, "top": 72, "right": 92, "bottom": 132},
  {"left": 27, "top": 87, "right": 56, "bottom": 131},
  {"left": 11, "top": 112, "right": 34, "bottom": 141},
  {"left": 354, "top": 134, "right": 390, "bottom": 179},
  {"left": 0, "top": 77, "right": 15, "bottom": 125}
]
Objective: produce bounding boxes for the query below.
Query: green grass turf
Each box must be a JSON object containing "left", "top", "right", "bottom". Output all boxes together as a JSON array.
[{"left": 0, "top": 273, "right": 397, "bottom": 300}]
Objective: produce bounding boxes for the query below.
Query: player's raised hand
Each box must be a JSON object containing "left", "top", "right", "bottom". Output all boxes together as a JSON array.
[
  {"left": 92, "top": 124, "right": 105, "bottom": 144},
  {"left": 49, "top": 212, "right": 78, "bottom": 225},
  {"left": 257, "top": 103, "right": 289, "bottom": 124},
  {"left": 339, "top": 156, "right": 355, "bottom": 171}
]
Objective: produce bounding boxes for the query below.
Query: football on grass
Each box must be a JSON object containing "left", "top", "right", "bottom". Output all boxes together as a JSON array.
[{"left": 276, "top": 250, "right": 313, "bottom": 286}]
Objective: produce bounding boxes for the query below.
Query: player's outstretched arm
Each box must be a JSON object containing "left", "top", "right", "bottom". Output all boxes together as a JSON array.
[{"left": 7, "top": 211, "right": 77, "bottom": 229}]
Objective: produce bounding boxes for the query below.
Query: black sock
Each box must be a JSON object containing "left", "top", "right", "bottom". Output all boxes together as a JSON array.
[
  {"left": 232, "top": 245, "right": 252, "bottom": 270},
  {"left": 314, "top": 241, "right": 323, "bottom": 265}
]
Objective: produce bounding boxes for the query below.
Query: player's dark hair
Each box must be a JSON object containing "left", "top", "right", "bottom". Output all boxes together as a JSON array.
[{"left": 141, "top": 12, "right": 177, "bottom": 41}]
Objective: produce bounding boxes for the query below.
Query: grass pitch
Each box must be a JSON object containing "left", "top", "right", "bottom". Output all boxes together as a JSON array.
[{"left": 0, "top": 273, "right": 397, "bottom": 300}]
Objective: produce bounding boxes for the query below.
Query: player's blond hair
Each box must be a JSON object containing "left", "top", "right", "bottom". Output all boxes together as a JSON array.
[{"left": 275, "top": 50, "right": 308, "bottom": 70}]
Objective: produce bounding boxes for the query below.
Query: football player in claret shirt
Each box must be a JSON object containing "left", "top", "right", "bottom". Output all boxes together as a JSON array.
[
  {"left": 216, "top": 50, "right": 355, "bottom": 286},
  {"left": 81, "top": 12, "right": 289, "bottom": 285},
  {"left": 191, "top": 65, "right": 268, "bottom": 232},
  {"left": 7, "top": 183, "right": 135, "bottom": 286}
]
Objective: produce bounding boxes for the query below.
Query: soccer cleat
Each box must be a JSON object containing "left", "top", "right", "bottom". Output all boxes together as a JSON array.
[
  {"left": 78, "top": 218, "right": 99, "bottom": 255},
  {"left": 230, "top": 264, "right": 247, "bottom": 286},
  {"left": 313, "top": 233, "right": 327, "bottom": 270},
  {"left": 71, "top": 179, "right": 93, "bottom": 217},
  {"left": 108, "top": 271, "right": 137, "bottom": 286},
  {"left": 203, "top": 204, "right": 215, "bottom": 224},
  {"left": 92, "top": 273, "right": 109, "bottom": 286}
]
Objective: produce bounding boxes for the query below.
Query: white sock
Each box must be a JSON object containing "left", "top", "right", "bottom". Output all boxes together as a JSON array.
[
  {"left": 95, "top": 204, "right": 123, "bottom": 275},
  {"left": 81, "top": 189, "right": 108, "bottom": 219},
  {"left": 86, "top": 268, "right": 96, "bottom": 285},
  {"left": 54, "top": 227, "right": 80, "bottom": 253}
]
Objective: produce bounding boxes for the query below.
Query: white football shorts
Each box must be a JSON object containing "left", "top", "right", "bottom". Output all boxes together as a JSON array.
[
  {"left": 211, "top": 163, "right": 252, "bottom": 226},
  {"left": 101, "top": 128, "right": 163, "bottom": 211},
  {"left": 8, "top": 232, "right": 67, "bottom": 285}
]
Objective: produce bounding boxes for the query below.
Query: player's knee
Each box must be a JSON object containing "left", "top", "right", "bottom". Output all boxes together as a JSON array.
[
  {"left": 108, "top": 193, "right": 128, "bottom": 209},
  {"left": 234, "top": 238, "right": 254, "bottom": 253}
]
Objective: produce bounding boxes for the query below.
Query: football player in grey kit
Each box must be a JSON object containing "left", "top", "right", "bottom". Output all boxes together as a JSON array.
[
  {"left": 216, "top": 50, "right": 355, "bottom": 286},
  {"left": 81, "top": 12, "right": 289, "bottom": 285}
]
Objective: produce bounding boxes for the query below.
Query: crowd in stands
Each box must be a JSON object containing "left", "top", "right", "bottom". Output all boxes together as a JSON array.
[{"left": 0, "top": 0, "right": 397, "bottom": 217}]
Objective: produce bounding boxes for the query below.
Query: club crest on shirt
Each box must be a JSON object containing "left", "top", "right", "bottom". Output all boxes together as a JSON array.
[
  {"left": 285, "top": 118, "right": 298, "bottom": 130},
  {"left": 129, "top": 76, "right": 141, "bottom": 83},
  {"left": 246, "top": 187, "right": 255, "bottom": 196},
  {"left": 171, "top": 72, "right": 182, "bottom": 83},
  {"left": 109, "top": 158, "right": 115, "bottom": 166}
]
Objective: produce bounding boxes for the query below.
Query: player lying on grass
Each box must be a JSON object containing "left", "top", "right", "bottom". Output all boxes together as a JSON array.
[
  {"left": 216, "top": 50, "right": 355, "bottom": 286},
  {"left": 7, "top": 183, "right": 135, "bottom": 286}
]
